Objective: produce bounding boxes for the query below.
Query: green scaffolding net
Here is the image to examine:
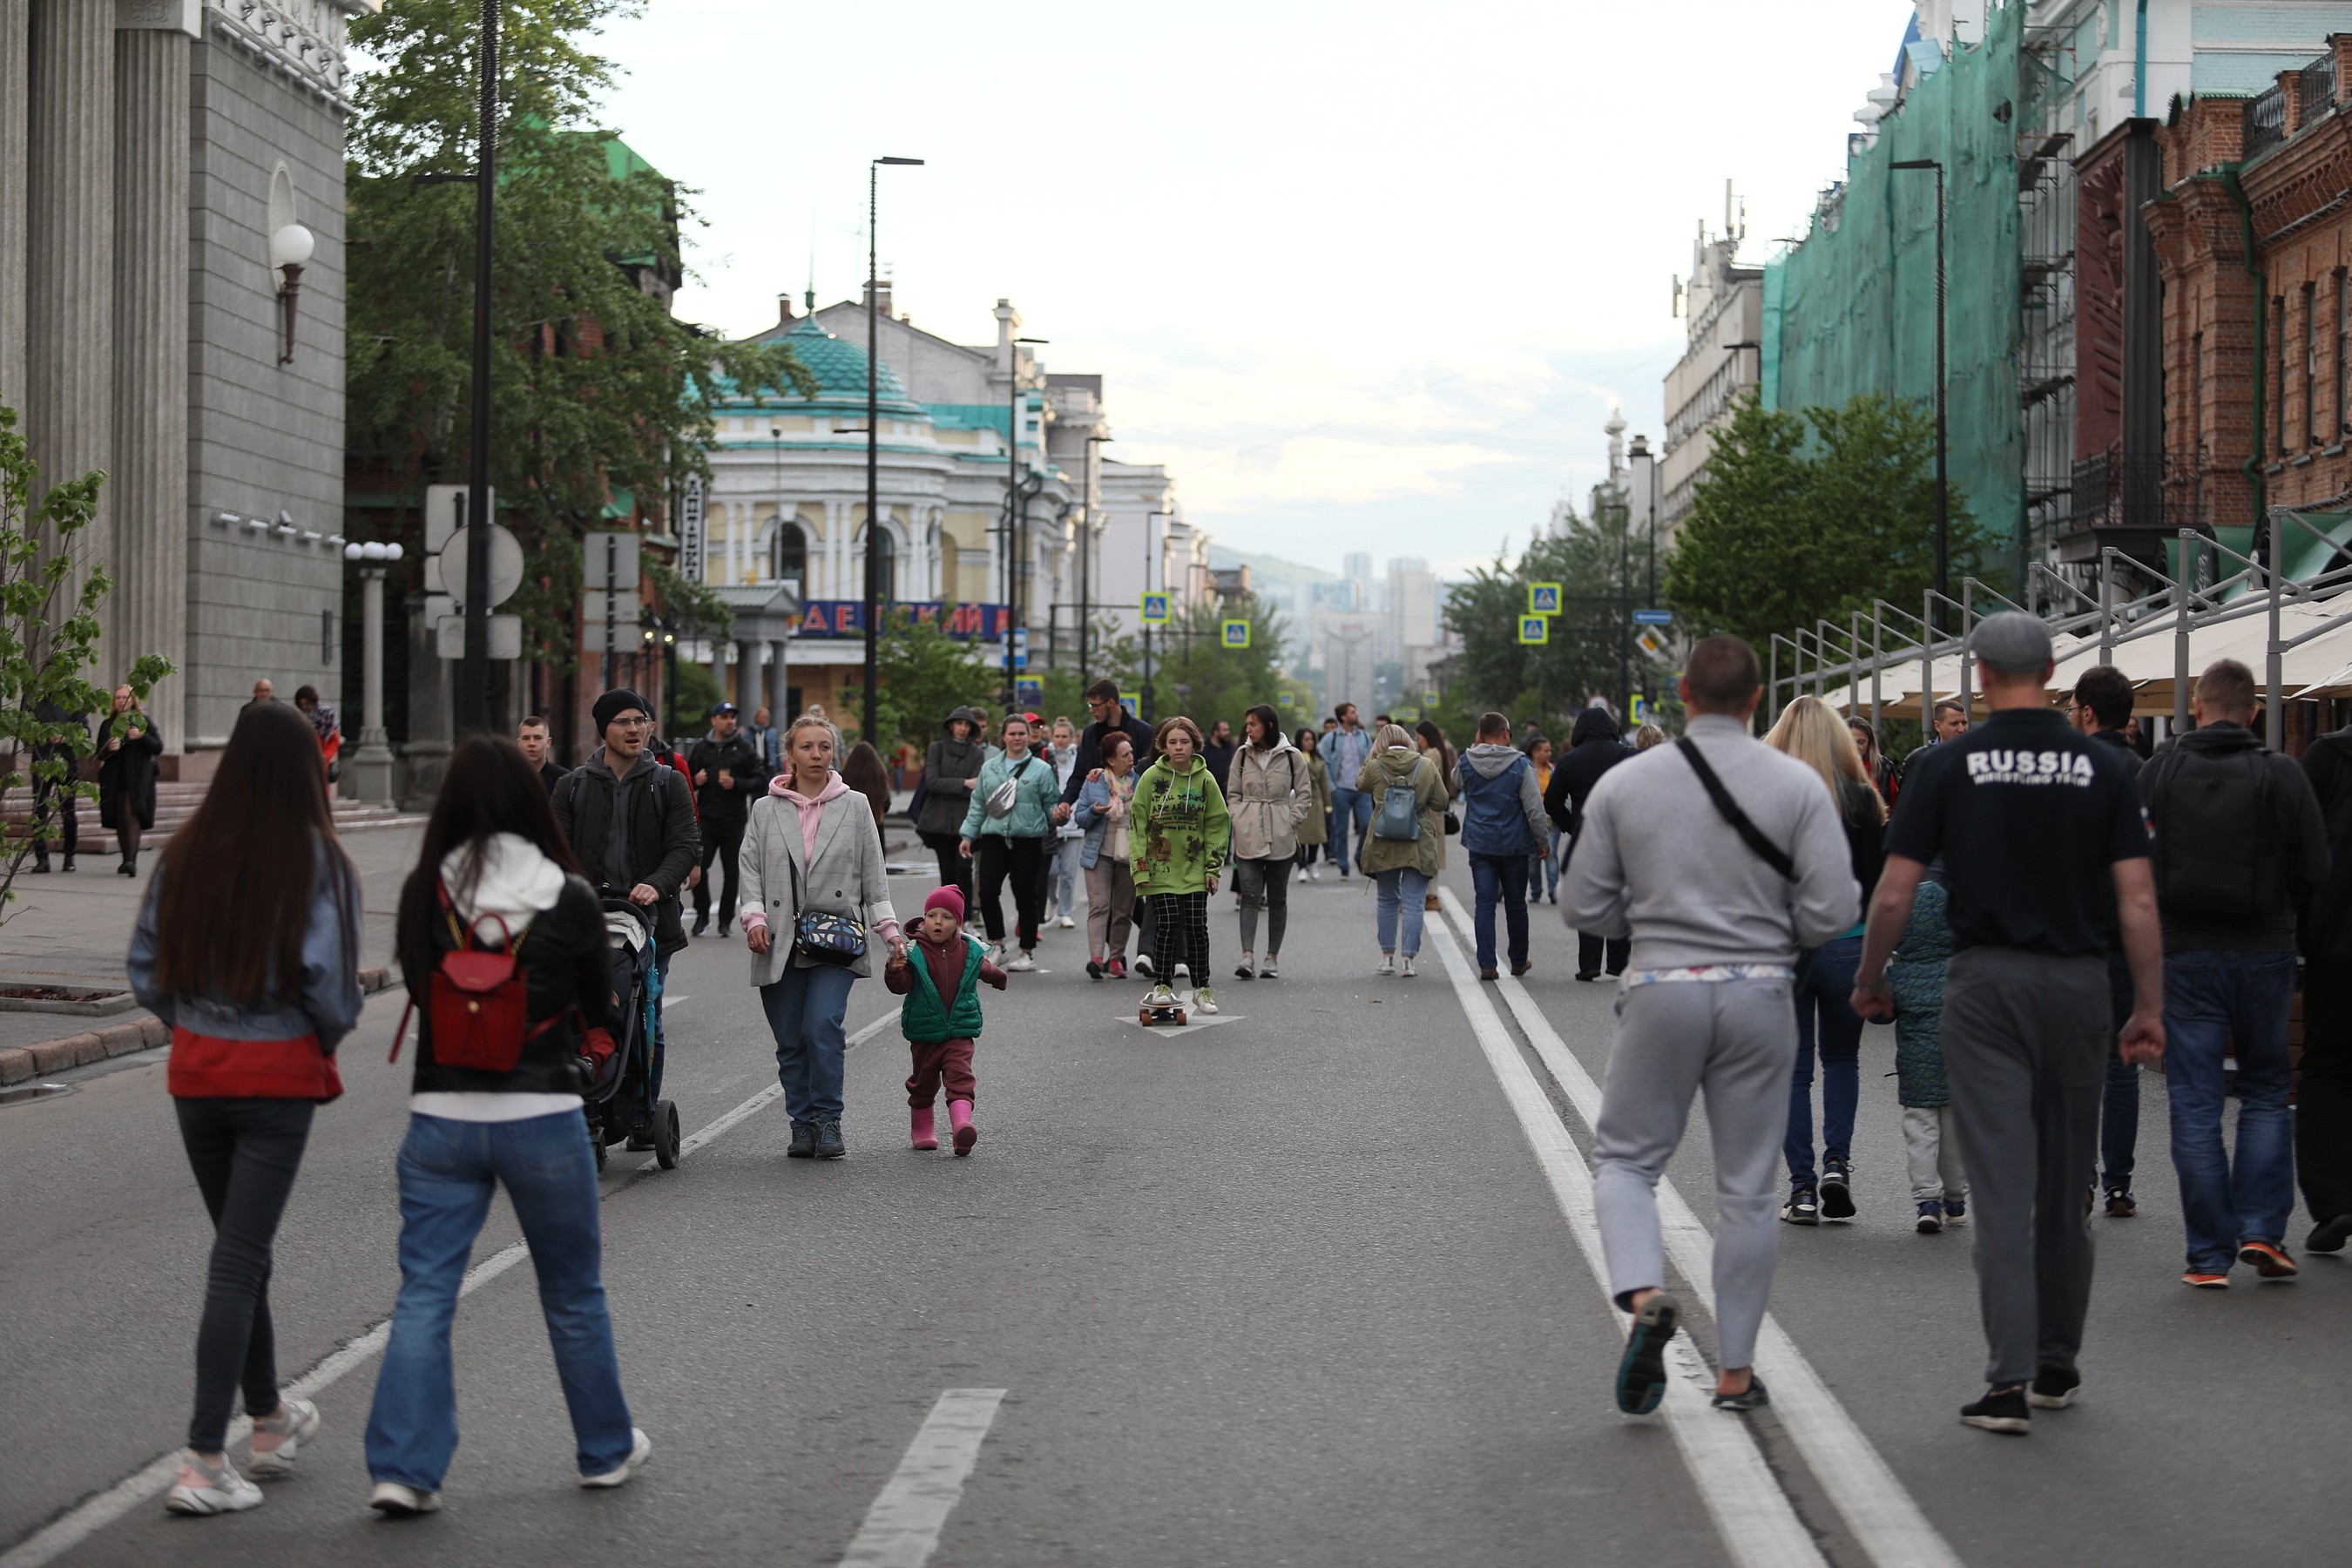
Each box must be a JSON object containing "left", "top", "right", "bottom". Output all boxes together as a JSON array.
[{"left": 1762, "top": 2, "right": 2024, "bottom": 573}]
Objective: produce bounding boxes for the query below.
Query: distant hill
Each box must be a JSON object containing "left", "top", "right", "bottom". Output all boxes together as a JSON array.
[{"left": 1206, "top": 544, "right": 1339, "bottom": 587}]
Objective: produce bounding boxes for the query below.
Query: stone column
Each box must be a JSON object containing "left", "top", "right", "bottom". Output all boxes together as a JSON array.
[
  {"left": 0, "top": 0, "right": 29, "bottom": 408},
  {"left": 112, "top": 22, "right": 191, "bottom": 751},
  {"left": 766, "top": 639, "right": 785, "bottom": 720},
  {"left": 347, "top": 566, "right": 396, "bottom": 806},
  {"left": 734, "top": 638, "right": 757, "bottom": 716},
  {"left": 25, "top": 0, "right": 113, "bottom": 618}
]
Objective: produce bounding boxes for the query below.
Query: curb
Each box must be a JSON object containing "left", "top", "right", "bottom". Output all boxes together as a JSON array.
[{"left": 0, "top": 967, "right": 394, "bottom": 1086}]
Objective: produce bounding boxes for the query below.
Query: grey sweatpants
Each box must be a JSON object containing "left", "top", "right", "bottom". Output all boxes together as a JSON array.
[
  {"left": 1592, "top": 977, "right": 1796, "bottom": 1370},
  {"left": 1941, "top": 945, "right": 2110, "bottom": 1386}
]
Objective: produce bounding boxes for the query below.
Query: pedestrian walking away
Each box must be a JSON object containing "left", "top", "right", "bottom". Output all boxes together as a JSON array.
[
  {"left": 1456, "top": 712, "right": 1551, "bottom": 981},
  {"left": 1763, "top": 696, "right": 1886, "bottom": 1227},
  {"left": 1227, "top": 704, "right": 1314, "bottom": 979},
  {"left": 552, "top": 689, "right": 699, "bottom": 1132},
  {"left": 1046, "top": 716, "right": 1086, "bottom": 929},
  {"left": 1319, "top": 703, "right": 1375, "bottom": 877},
  {"left": 1131, "top": 715, "right": 1233, "bottom": 1013},
  {"left": 917, "top": 706, "right": 988, "bottom": 914},
  {"left": 1076, "top": 732, "right": 1141, "bottom": 977},
  {"left": 1546, "top": 706, "right": 1633, "bottom": 979},
  {"left": 97, "top": 681, "right": 163, "bottom": 876},
  {"left": 126, "top": 700, "right": 364, "bottom": 1517},
  {"left": 1561, "top": 636, "right": 1859, "bottom": 1417},
  {"left": 2300, "top": 713, "right": 2352, "bottom": 1255},
  {"left": 687, "top": 700, "right": 770, "bottom": 939},
  {"left": 1356, "top": 723, "right": 1447, "bottom": 977},
  {"left": 2137, "top": 659, "right": 2329, "bottom": 1284},
  {"left": 1292, "top": 726, "right": 1333, "bottom": 882},
  {"left": 1889, "top": 861, "right": 1970, "bottom": 1233},
  {"left": 1414, "top": 720, "right": 1458, "bottom": 912},
  {"left": 519, "top": 712, "right": 570, "bottom": 795},
  {"left": 958, "top": 715, "right": 1060, "bottom": 969},
  {"left": 1851, "top": 611, "right": 2164, "bottom": 1435},
  {"left": 1849, "top": 715, "right": 1900, "bottom": 807},
  {"left": 365, "top": 735, "right": 651, "bottom": 1515},
  {"left": 742, "top": 713, "right": 903, "bottom": 1159},
  {"left": 885, "top": 886, "right": 1009, "bottom": 1155},
  {"left": 2071, "top": 663, "right": 2148, "bottom": 1216},
  {"left": 1525, "top": 736, "right": 1558, "bottom": 902}
]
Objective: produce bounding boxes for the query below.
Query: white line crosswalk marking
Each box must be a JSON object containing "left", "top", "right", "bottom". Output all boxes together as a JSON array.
[{"left": 836, "top": 1389, "right": 1008, "bottom": 1568}]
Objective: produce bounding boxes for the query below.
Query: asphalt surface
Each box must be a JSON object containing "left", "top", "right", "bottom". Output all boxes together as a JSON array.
[{"left": 3, "top": 831, "right": 2347, "bottom": 1565}]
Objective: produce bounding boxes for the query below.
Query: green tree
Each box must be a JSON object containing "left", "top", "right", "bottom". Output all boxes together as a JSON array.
[
  {"left": 873, "top": 613, "right": 997, "bottom": 755},
  {"left": 345, "top": 0, "right": 812, "bottom": 672},
  {"left": 0, "top": 402, "right": 173, "bottom": 922},
  {"left": 1144, "top": 601, "right": 1294, "bottom": 733},
  {"left": 1665, "top": 391, "right": 1984, "bottom": 653}
]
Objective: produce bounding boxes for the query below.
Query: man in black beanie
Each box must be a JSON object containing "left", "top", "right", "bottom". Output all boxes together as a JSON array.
[{"left": 554, "top": 689, "right": 700, "bottom": 1139}]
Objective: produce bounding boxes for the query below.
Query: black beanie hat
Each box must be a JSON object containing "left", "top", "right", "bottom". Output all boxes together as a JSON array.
[{"left": 592, "top": 688, "right": 651, "bottom": 733}]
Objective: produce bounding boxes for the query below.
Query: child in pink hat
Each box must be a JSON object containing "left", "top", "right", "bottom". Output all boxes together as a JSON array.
[{"left": 882, "top": 886, "right": 1006, "bottom": 1153}]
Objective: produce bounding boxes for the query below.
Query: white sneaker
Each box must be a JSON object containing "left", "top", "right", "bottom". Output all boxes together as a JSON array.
[
  {"left": 368, "top": 1480, "right": 443, "bottom": 1517},
  {"left": 1259, "top": 957, "right": 1278, "bottom": 979},
  {"left": 1145, "top": 982, "right": 1178, "bottom": 1007},
  {"left": 580, "top": 1427, "right": 653, "bottom": 1489},
  {"left": 247, "top": 1396, "right": 320, "bottom": 1477},
  {"left": 1058, "top": 915, "right": 1076, "bottom": 929},
  {"left": 1309, "top": 866, "right": 1321, "bottom": 881},
  {"left": 1172, "top": 963, "right": 1192, "bottom": 991},
  {"left": 165, "top": 1451, "right": 262, "bottom": 1515},
  {"left": 1194, "top": 986, "right": 1219, "bottom": 1015},
  {"left": 1006, "top": 950, "right": 1036, "bottom": 971},
  {"left": 1295, "top": 867, "right": 1310, "bottom": 884},
  {"left": 1401, "top": 956, "right": 1417, "bottom": 977},
  {"left": 1134, "top": 953, "right": 1157, "bottom": 978},
  {"left": 1377, "top": 955, "right": 1396, "bottom": 976}
]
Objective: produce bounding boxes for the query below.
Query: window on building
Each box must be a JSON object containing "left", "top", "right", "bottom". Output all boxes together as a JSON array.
[
  {"left": 771, "top": 520, "right": 806, "bottom": 591},
  {"left": 2306, "top": 281, "right": 2320, "bottom": 448},
  {"left": 2277, "top": 295, "right": 2289, "bottom": 456}
]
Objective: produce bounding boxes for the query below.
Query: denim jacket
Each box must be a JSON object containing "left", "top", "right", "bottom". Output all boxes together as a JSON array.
[
  {"left": 127, "top": 849, "right": 366, "bottom": 1050},
  {"left": 1075, "top": 771, "right": 1136, "bottom": 869}
]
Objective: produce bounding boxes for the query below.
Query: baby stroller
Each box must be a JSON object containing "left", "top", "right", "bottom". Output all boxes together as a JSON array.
[{"left": 586, "top": 897, "right": 680, "bottom": 1170}]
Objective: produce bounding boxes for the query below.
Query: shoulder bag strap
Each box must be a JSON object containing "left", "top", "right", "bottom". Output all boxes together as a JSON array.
[{"left": 1674, "top": 737, "right": 1797, "bottom": 882}]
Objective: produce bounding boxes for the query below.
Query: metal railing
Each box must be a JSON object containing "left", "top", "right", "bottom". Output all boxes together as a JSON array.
[
  {"left": 2246, "top": 82, "right": 2288, "bottom": 160},
  {"left": 2069, "top": 451, "right": 2205, "bottom": 535},
  {"left": 2302, "top": 52, "right": 2338, "bottom": 125}
]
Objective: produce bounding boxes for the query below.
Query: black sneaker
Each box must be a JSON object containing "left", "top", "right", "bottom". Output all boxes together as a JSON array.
[
  {"left": 1820, "top": 1163, "right": 1855, "bottom": 1221},
  {"left": 815, "top": 1119, "right": 846, "bottom": 1159},
  {"left": 1614, "top": 1294, "right": 1680, "bottom": 1416},
  {"left": 1916, "top": 1201, "right": 1944, "bottom": 1234},
  {"left": 2104, "top": 1187, "right": 2136, "bottom": 1219},
  {"left": 1712, "top": 1373, "right": 1770, "bottom": 1412},
  {"left": 2027, "top": 1366, "right": 2080, "bottom": 1409},
  {"left": 1086, "top": 958, "right": 1105, "bottom": 980},
  {"left": 718, "top": 921, "right": 732, "bottom": 938},
  {"left": 1961, "top": 1384, "right": 2031, "bottom": 1434},
  {"left": 1781, "top": 1186, "right": 1819, "bottom": 1226},
  {"left": 692, "top": 916, "right": 710, "bottom": 937},
  {"left": 2308, "top": 1213, "right": 2352, "bottom": 1254},
  {"left": 787, "top": 1123, "right": 817, "bottom": 1159}
]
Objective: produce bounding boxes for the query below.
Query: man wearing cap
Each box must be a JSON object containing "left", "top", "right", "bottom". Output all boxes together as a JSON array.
[
  {"left": 686, "top": 700, "right": 769, "bottom": 938},
  {"left": 1852, "top": 612, "right": 2164, "bottom": 1436},
  {"left": 555, "top": 690, "right": 700, "bottom": 1128}
]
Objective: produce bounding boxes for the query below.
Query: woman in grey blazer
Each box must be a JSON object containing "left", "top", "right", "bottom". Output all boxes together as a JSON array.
[{"left": 739, "top": 714, "right": 903, "bottom": 1159}]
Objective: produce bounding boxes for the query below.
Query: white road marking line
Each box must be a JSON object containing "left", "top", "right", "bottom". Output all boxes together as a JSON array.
[
  {"left": 836, "top": 1389, "right": 1007, "bottom": 1568},
  {"left": 2, "top": 1006, "right": 901, "bottom": 1568},
  {"left": 1423, "top": 923, "right": 1826, "bottom": 1568},
  {"left": 1437, "top": 889, "right": 1962, "bottom": 1568}
]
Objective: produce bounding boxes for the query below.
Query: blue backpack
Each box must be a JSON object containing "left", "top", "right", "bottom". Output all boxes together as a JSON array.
[{"left": 1372, "top": 769, "right": 1423, "bottom": 840}]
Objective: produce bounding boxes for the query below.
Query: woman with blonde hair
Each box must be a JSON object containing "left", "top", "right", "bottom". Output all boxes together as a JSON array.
[
  {"left": 1357, "top": 723, "right": 1447, "bottom": 977},
  {"left": 1632, "top": 721, "right": 1666, "bottom": 751},
  {"left": 1762, "top": 696, "right": 1886, "bottom": 1226}
]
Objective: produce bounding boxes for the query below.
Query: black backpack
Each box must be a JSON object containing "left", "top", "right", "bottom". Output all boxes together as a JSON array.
[{"left": 2144, "top": 744, "right": 2276, "bottom": 922}]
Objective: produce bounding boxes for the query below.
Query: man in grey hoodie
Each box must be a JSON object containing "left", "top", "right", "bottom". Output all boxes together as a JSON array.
[
  {"left": 1456, "top": 711, "right": 1551, "bottom": 979},
  {"left": 1563, "top": 636, "right": 1858, "bottom": 1418}
]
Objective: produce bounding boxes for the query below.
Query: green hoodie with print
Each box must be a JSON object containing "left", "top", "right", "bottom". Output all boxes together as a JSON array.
[{"left": 1129, "top": 753, "right": 1232, "bottom": 896}]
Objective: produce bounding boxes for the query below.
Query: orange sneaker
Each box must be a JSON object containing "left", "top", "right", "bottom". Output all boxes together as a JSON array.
[
  {"left": 2181, "top": 1270, "right": 2230, "bottom": 1288},
  {"left": 2238, "top": 1240, "right": 2299, "bottom": 1279}
]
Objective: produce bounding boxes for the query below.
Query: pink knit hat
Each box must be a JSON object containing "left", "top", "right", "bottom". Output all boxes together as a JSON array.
[{"left": 923, "top": 885, "right": 966, "bottom": 922}]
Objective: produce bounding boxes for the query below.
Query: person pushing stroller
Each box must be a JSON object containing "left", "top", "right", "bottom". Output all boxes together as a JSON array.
[{"left": 885, "top": 887, "right": 1007, "bottom": 1155}]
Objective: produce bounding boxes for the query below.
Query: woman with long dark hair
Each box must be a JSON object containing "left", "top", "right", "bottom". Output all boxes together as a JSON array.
[
  {"left": 1414, "top": 719, "right": 1458, "bottom": 913},
  {"left": 1227, "top": 704, "right": 1312, "bottom": 979},
  {"left": 841, "top": 739, "right": 894, "bottom": 830},
  {"left": 127, "top": 701, "right": 364, "bottom": 1517},
  {"left": 363, "top": 735, "right": 646, "bottom": 1514},
  {"left": 1292, "top": 726, "right": 1331, "bottom": 882}
]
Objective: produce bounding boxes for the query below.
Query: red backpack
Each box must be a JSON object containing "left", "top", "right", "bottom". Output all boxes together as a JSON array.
[{"left": 392, "top": 882, "right": 544, "bottom": 1071}]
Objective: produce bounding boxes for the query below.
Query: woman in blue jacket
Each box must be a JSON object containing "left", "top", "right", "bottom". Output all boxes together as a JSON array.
[
  {"left": 1074, "top": 731, "right": 1141, "bottom": 977},
  {"left": 957, "top": 714, "right": 1060, "bottom": 970}
]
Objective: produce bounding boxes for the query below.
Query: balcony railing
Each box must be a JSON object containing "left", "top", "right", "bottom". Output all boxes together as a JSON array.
[
  {"left": 2070, "top": 451, "right": 2205, "bottom": 536},
  {"left": 2302, "top": 52, "right": 2338, "bottom": 125},
  {"left": 2246, "top": 83, "right": 2288, "bottom": 160}
]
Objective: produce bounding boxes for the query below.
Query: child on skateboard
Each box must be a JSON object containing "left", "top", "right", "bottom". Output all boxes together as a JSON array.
[
  {"left": 884, "top": 886, "right": 1007, "bottom": 1154},
  {"left": 1130, "top": 716, "right": 1233, "bottom": 1017}
]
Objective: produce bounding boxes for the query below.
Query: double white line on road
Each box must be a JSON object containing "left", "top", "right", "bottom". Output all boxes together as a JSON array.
[
  {"left": 0, "top": 1007, "right": 907, "bottom": 1568},
  {"left": 1431, "top": 889, "right": 1961, "bottom": 1568}
]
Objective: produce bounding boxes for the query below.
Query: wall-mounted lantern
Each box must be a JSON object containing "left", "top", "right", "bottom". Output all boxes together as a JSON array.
[{"left": 272, "top": 222, "right": 314, "bottom": 364}]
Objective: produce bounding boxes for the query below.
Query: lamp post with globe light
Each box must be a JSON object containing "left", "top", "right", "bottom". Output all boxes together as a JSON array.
[{"left": 341, "top": 539, "right": 405, "bottom": 804}]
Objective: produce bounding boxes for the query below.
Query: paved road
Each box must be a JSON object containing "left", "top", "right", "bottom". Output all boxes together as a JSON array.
[{"left": 3, "top": 832, "right": 2345, "bottom": 1565}]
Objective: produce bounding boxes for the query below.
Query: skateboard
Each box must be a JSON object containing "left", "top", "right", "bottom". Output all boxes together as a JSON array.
[{"left": 1139, "top": 963, "right": 1191, "bottom": 1026}]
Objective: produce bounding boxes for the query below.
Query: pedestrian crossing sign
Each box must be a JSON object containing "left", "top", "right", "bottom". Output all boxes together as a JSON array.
[
  {"left": 1529, "top": 582, "right": 1563, "bottom": 615},
  {"left": 1631, "top": 693, "right": 1650, "bottom": 723},
  {"left": 1119, "top": 691, "right": 1139, "bottom": 715},
  {"left": 1396, "top": 704, "right": 1422, "bottom": 722},
  {"left": 1518, "top": 615, "right": 1549, "bottom": 645},
  {"left": 1139, "top": 592, "right": 1172, "bottom": 625},
  {"left": 1221, "top": 618, "right": 1251, "bottom": 649},
  {"left": 1016, "top": 677, "right": 1042, "bottom": 704}
]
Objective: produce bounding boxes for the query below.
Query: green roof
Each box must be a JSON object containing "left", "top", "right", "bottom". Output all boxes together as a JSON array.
[{"left": 722, "top": 317, "right": 923, "bottom": 415}]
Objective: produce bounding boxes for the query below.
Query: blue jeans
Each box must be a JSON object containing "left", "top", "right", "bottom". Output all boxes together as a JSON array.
[
  {"left": 1049, "top": 837, "right": 1082, "bottom": 916},
  {"left": 1785, "top": 934, "right": 1864, "bottom": 1187},
  {"left": 365, "top": 1112, "right": 634, "bottom": 1488},
  {"left": 1374, "top": 867, "right": 1429, "bottom": 956},
  {"left": 2100, "top": 949, "right": 2139, "bottom": 1191},
  {"left": 761, "top": 962, "right": 858, "bottom": 1127},
  {"left": 1469, "top": 851, "right": 1530, "bottom": 970},
  {"left": 1329, "top": 787, "right": 1373, "bottom": 873},
  {"left": 1532, "top": 827, "right": 1561, "bottom": 900},
  {"left": 2165, "top": 950, "right": 2298, "bottom": 1272}
]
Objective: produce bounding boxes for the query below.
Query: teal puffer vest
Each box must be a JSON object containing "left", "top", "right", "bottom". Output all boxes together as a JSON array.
[{"left": 901, "top": 936, "right": 987, "bottom": 1044}]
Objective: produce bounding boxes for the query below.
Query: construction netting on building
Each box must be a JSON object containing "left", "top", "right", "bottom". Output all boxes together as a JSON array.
[{"left": 1762, "top": 1, "right": 2024, "bottom": 573}]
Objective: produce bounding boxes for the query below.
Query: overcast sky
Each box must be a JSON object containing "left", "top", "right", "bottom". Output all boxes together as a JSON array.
[{"left": 592, "top": 0, "right": 1913, "bottom": 578}]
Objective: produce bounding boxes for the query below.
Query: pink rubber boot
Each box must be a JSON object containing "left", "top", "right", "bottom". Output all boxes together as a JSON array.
[
  {"left": 948, "top": 1099, "right": 978, "bottom": 1156},
  {"left": 910, "top": 1106, "right": 938, "bottom": 1151}
]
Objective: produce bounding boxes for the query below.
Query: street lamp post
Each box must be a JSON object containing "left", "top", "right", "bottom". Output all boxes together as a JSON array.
[
  {"left": 1144, "top": 508, "right": 1173, "bottom": 721},
  {"left": 1002, "top": 335, "right": 1048, "bottom": 708},
  {"left": 863, "top": 155, "right": 923, "bottom": 748},
  {"left": 1081, "top": 432, "right": 1112, "bottom": 687},
  {"left": 456, "top": 0, "right": 499, "bottom": 736},
  {"left": 1891, "top": 158, "right": 1950, "bottom": 623}
]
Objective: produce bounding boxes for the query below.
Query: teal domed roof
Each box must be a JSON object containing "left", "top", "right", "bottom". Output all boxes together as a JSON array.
[{"left": 782, "top": 316, "right": 913, "bottom": 404}]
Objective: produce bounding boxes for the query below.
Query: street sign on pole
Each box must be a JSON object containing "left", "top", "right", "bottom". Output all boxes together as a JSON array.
[
  {"left": 1119, "top": 691, "right": 1139, "bottom": 715},
  {"left": 1529, "top": 582, "right": 1562, "bottom": 615},
  {"left": 1139, "top": 591, "right": 1171, "bottom": 625},
  {"left": 438, "top": 613, "right": 522, "bottom": 659},
  {"left": 1015, "top": 676, "right": 1042, "bottom": 705},
  {"left": 583, "top": 531, "right": 641, "bottom": 591},
  {"left": 437, "top": 524, "right": 524, "bottom": 609},
  {"left": 1632, "top": 607, "right": 1673, "bottom": 625},
  {"left": 1636, "top": 627, "right": 1666, "bottom": 659},
  {"left": 1518, "top": 615, "right": 1549, "bottom": 645},
  {"left": 1631, "top": 693, "right": 1650, "bottom": 723},
  {"left": 1220, "top": 618, "right": 1250, "bottom": 649},
  {"left": 424, "top": 483, "right": 494, "bottom": 556},
  {"left": 677, "top": 476, "right": 705, "bottom": 586}
]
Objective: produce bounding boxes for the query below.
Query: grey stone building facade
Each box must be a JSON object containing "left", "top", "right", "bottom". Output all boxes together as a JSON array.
[{"left": 0, "top": 0, "right": 364, "bottom": 774}]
